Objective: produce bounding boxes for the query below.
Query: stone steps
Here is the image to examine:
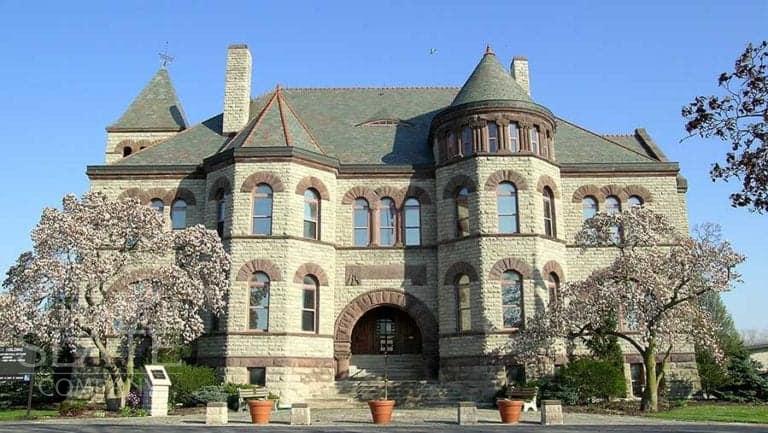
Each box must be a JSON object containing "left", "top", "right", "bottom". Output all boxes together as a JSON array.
[
  {"left": 348, "top": 354, "right": 426, "bottom": 380},
  {"left": 331, "top": 379, "right": 478, "bottom": 408}
]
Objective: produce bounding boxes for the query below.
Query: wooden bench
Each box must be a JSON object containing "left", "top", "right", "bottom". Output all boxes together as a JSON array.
[
  {"left": 506, "top": 387, "right": 538, "bottom": 412},
  {"left": 237, "top": 387, "right": 270, "bottom": 412}
]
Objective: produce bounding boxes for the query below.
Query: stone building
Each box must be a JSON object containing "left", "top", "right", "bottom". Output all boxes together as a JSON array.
[{"left": 87, "top": 44, "right": 698, "bottom": 404}]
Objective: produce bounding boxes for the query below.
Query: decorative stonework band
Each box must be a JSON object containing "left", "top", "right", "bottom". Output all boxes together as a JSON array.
[
  {"left": 571, "top": 184, "right": 653, "bottom": 204},
  {"left": 235, "top": 259, "right": 283, "bottom": 282},
  {"left": 541, "top": 260, "right": 565, "bottom": 281},
  {"left": 345, "top": 264, "right": 427, "bottom": 286},
  {"left": 443, "top": 174, "right": 477, "bottom": 199},
  {"left": 240, "top": 171, "right": 285, "bottom": 193},
  {"left": 341, "top": 185, "right": 433, "bottom": 206},
  {"left": 295, "top": 176, "right": 329, "bottom": 200},
  {"left": 488, "top": 257, "right": 533, "bottom": 280},
  {"left": 208, "top": 176, "right": 232, "bottom": 201},
  {"left": 118, "top": 187, "right": 197, "bottom": 205},
  {"left": 484, "top": 170, "right": 529, "bottom": 191},
  {"left": 293, "top": 263, "right": 329, "bottom": 285},
  {"left": 535, "top": 175, "right": 560, "bottom": 198},
  {"left": 443, "top": 261, "right": 479, "bottom": 285}
]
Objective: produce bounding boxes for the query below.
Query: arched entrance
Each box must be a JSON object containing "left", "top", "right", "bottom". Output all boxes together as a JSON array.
[{"left": 334, "top": 289, "right": 438, "bottom": 380}]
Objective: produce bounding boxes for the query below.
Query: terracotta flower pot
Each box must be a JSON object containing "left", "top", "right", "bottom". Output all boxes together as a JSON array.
[
  {"left": 247, "top": 399, "right": 273, "bottom": 424},
  {"left": 497, "top": 399, "right": 523, "bottom": 424},
  {"left": 368, "top": 399, "right": 395, "bottom": 424}
]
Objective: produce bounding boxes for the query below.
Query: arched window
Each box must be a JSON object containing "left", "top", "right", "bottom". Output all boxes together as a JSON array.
[
  {"left": 461, "top": 126, "right": 473, "bottom": 156},
  {"left": 542, "top": 187, "right": 556, "bottom": 237},
  {"left": 501, "top": 271, "right": 523, "bottom": 328},
  {"left": 582, "top": 196, "right": 598, "bottom": 221},
  {"left": 252, "top": 184, "right": 273, "bottom": 236},
  {"left": 456, "top": 274, "right": 472, "bottom": 332},
  {"left": 530, "top": 126, "right": 540, "bottom": 155},
  {"left": 379, "top": 198, "right": 397, "bottom": 246},
  {"left": 303, "top": 189, "right": 320, "bottom": 240},
  {"left": 455, "top": 187, "right": 470, "bottom": 237},
  {"left": 508, "top": 123, "right": 520, "bottom": 152},
  {"left": 403, "top": 198, "right": 421, "bottom": 246},
  {"left": 547, "top": 272, "right": 560, "bottom": 306},
  {"left": 216, "top": 192, "right": 228, "bottom": 237},
  {"left": 353, "top": 199, "right": 370, "bottom": 247},
  {"left": 249, "top": 272, "right": 270, "bottom": 330},
  {"left": 628, "top": 195, "right": 644, "bottom": 208},
  {"left": 150, "top": 199, "right": 164, "bottom": 214},
  {"left": 447, "top": 131, "right": 457, "bottom": 158},
  {"left": 171, "top": 199, "right": 187, "bottom": 230},
  {"left": 487, "top": 122, "right": 499, "bottom": 153},
  {"left": 123, "top": 146, "right": 132, "bottom": 157},
  {"left": 605, "top": 195, "right": 622, "bottom": 243},
  {"left": 497, "top": 182, "right": 519, "bottom": 234},
  {"left": 302, "top": 275, "right": 318, "bottom": 332}
]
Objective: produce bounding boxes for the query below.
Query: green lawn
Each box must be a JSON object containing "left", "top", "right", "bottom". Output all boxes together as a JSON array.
[
  {"left": 652, "top": 404, "right": 768, "bottom": 424},
  {"left": 0, "top": 409, "right": 58, "bottom": 421}
]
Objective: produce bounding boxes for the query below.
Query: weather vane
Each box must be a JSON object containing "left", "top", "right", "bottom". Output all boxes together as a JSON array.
[{"left": 158, "top": 42, "right": 174, "bottom": 69}]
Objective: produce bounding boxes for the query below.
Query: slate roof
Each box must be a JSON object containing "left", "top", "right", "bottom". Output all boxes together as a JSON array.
[
  {"left": 108, "top": 68, "right": 188, "bottom": 131},
  {"left": 451, "top": 49, "right": 531, "bottom": 107}
]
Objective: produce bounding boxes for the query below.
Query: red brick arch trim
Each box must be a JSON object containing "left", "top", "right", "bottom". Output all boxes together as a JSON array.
[
  {"left": 118, "top": 188, "right": 150, "bottom": 204},
  {"left": 488, "top": 257, "right": 533, "bottom": 280},
  {"left": 170, "top": 188, "right": 197, "bottom": 206},
  {"left": 235, "top": 259, "right": 283, "bottom": 282},
  {"left": 147, "top": 187, "right": 172, "bottom": 203},
  {"left": 295, "top": 176, "right": 329, "bottom": 200},
  {"left": 241, "top": 172, "right": 285, "bottom": 193},
  {"left": 541, "top": 260, "right": 565, "bottom": 281},
  {"left": 375, "top": 186, "right": 405, "bottom": 205},
  {"left": 402, "top": 185, "right": 433, "bottom": 205},
  {"left": 443, "top": 261, "right": 480, "bottom": 285},
  {"left": 114, "top": 139, "right": 156, "bottom": 155},
  {"left": 334, "top": 289, "right": 439, "bottom": 378},
  {"left": 600, "top": 184, "right": 629, "bottom": 201},
  {"left": 484, "top": 170, "right": 529, "bottom": 191},
  {"left": 341, "top": 186, "right": 378, "bottom": 205},
  {"left": 293, "top": 263, "right": 329, "bottom": 286},
  {"left": 623, "top": 185, "right": 653, "bottom": 203},
  {"left": 571, "top": 184, "right": 604, "bottom": 203},
  {"left": 442, "top": 175, "right": 477, "bottom": 199},
  {"left": 208, "top": 177, "right": 232, "bottom": 201},
  {"left": 535, "top": 175, "right": 560, "bottom": 199}
]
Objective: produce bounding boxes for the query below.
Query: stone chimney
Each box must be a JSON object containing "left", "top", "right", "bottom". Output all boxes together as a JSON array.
[
  {"left": 511, "top": 56, "right": 530, "bottom": 96},
  {"left": 223, "top": 44, "right": 252, "bottom": 134}
]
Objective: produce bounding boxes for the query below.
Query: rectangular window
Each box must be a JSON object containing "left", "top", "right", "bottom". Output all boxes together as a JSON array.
[
  {"left": 302, "top": 287, "right": 316, "bottom": 332},
  {"left": 456, "top": 201, "right": 470, "bottom": 237},
  {"left": 508, "top": 123, "right": 519, "bottom": 152},
  {"left": 487, "top": 122, "right": 499, "bottom": 153},
  {"left": 630, "top": 363, "right": 645, "bottom": 397},
  {"left": 404, "top": 201, "right": 421, "bottom": 246},
  {"left": 458, "top": 285, "right": 471, "bottom": 331},
  {"left": 248, "top": 367, "right": 266, "bottom": 387},
  {"left": 530, "top": 127, "right": 540, "bottom": 154},
  {"left": 461, "top": 127, "right": 473, "bottom": 156},
  {"left": 543, "top": 196, "right": 554, "bottom": 237},
  {"left": 249, "top": 287, "right": 269, "bottom": 331}
]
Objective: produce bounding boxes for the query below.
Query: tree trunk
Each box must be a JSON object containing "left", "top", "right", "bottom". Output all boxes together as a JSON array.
[
  {"left": 641, "top": 347, "right": 659, "bottom": 412},
  {"left": 122, "top": 336, "right": 137, "bottom": 408}
]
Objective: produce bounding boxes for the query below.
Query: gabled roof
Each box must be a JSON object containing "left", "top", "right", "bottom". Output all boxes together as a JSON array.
[
  {"left": 108, "top": 68, "right": 188, "bottom": 132},
  {"left": 227, "top": 87, "right": 323, "bottom": 154},
  {"left": 451, "top": 48, "right": 532, "bottom": 107}
]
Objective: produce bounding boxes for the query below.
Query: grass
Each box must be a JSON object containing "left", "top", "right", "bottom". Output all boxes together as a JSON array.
[
  {"left": 651, "top": 403, "right": 768, "bottom": 424},
  {"left": 0, "top": 409, "right": 58, "bottom": 421}
]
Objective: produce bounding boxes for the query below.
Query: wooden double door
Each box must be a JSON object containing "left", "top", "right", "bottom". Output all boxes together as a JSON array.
[{"left": 351, "top": 306, "right": 422, "bottom": 355}]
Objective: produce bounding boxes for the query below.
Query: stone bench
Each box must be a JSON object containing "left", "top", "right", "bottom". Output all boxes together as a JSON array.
[
  {"left": 506, "top": 387, "right": 538, "bottom": 412},
  {"left": 290, "top": 403, "right": 311, "bottom": 426}
]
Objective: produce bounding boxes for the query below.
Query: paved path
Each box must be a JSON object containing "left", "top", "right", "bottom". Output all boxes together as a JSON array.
[{"left": 1, "top": 408, "right": 764, "bottom": 432}]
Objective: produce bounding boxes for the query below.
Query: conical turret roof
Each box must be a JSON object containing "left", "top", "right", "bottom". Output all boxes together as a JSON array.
[
  {"left": 108, "top": 68, "right": 188, "bottom": 131},
  {"left": 451, "top": 48, "right": 532, "bottom": 107}
]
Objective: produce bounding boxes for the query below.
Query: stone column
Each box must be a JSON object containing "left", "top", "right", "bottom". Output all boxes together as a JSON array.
[
  {"left": 497, "top": 119, "right": 510, "bottom": 153},
  {"left": 290, "top": 403, "right": 311, "bottom": 425},
  {"left": 541, "top": 400, "right": 563, "bottom": 425},
  {"left": 457, "top": 401, "right": 478, "bottom": 425}
]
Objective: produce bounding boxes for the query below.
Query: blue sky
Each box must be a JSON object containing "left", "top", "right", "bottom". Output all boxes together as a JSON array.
[{"left": 0, "top": 1, "right": 765, "bottom": 329}]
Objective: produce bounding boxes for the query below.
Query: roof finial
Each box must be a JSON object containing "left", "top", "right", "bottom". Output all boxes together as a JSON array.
[
  {"left": 485, "top": 44, "right": 495, "bottom": 55},
  {"left": 158, "top": 41, "right": 174, "bottom": 69}
]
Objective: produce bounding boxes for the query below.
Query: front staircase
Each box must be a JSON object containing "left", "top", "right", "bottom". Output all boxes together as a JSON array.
[{"left": 348, "top": 354, "right": 426, "bottom": 380}]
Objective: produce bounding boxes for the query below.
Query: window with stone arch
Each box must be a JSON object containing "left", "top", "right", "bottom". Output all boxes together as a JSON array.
[
  {"left": 455, "top": 274, "right": 472, "bottom": 332},
  {"left": 249, "top": 272, "right": 270, "bottom": 331},
  {"left": 542, "top": 186, "right": 556, "bottom": 237},
  {"left": 547, "top": 272, "right": 560, "bottom": 306},
  {"left": 497, "top": 182, "right": 519, "bottom": 234},
  {"left": 461, "top": 126, "right": 473, "bottom": 156},
  {"left": 501, "top": 270, "right": 523, "bottom": 328},
  {"left": 353, "top": 198, "right": 370, "bottom": 247},
  {"left": 301, "top": 275, "right": 318, "bottom": 332},
  {"left": 628, "top": 195, "right": 644, "bottom": 208},
  {"left": 150, "top": 198, "right": 164, "bottom": 214},
  {"left": 303, "top": 188, "right": 320, "bottom": 240},
  {"left": 403, "top": 197, "right": 421, "bottom": 246},
  {"left": 171, "top": 199, "right": 187, "bottom": 230},
  {"left": 605, "top": 195, "right": 622, "bottom": 243},
  {"left": 487, "top": 122, "right": 499, "bottom": 153},
  {"left": 252, "top": 184, "right": 273, "bottom": 236},
  {"left": 455, "top": 187, "right": 470, "bottom": 238},
  {"left": 379, "top": 197, "right": 397, "bottom": 246},
  {"left": 582, "top": 196, "right": 598, "bottom": 221},
  {"left": 216, "top": 190, "right": 229, "bottom": 238}
]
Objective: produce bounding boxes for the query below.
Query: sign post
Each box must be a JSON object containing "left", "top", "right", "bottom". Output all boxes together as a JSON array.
[{"left": 142, "top": 364, "right": 172, "bottom": 416}]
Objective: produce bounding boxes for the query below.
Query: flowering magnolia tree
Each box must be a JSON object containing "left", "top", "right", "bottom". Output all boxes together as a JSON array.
[
  {"left": 0, "top": 192, "right": 230, "bottom": 405},
  {"left": 512, "top": 208, "right": 744, "bottom": 412}
]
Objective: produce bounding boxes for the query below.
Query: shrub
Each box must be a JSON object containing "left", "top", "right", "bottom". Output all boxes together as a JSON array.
[
  {"left": 192, "top": 385, "right": 228, "bottom": 404},
  {"left": 223, "top": 383, "right": 253, "bottom": 410},
  {"left": 531, "top": 375, "right": 580, "bottom": 406},
  {"left": 163, "top": 363, "right": 218, "bottom": 407},
  {"left": 58, "top": 399, "right": 87, "bottom": 417},
  {"left": 715, "top": 354, "right": 768, "bottom": 402},
  {"left": 560, "top": 357, "right": 626, "bottom": 403}
]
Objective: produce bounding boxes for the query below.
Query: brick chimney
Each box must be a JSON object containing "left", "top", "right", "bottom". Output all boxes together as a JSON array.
[
  {"left": 511, "top": 56, "right": 530, "bottom": 96},
  {"left": 223, "top": 44, "right": 252, "bottom": 134}
]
